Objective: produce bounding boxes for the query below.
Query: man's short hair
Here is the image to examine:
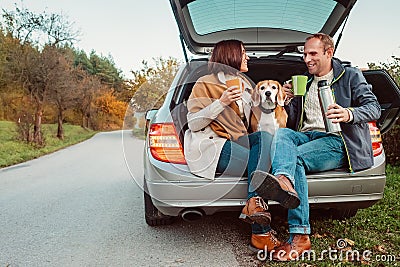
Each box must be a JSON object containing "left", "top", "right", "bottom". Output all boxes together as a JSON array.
[{"left": 306, "top": 33, "right": 335, "bottom": 51}]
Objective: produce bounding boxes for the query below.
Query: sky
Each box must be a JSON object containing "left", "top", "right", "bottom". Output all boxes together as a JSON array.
[{"left": 1, "top": 0, "right": 399, "bottom": 79}]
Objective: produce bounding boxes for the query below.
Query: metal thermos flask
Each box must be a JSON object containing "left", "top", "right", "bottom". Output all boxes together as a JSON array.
[{"left": 317, "top": 80, "right": 341, "bottom": 133}]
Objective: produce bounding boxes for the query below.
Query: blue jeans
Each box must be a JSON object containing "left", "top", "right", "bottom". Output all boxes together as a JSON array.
[
  {"left": 270, "top": 128, "right": 346, "bottom": 234},
  {"left": 216, "top": 131, "right": 273, "bottom": 234}
]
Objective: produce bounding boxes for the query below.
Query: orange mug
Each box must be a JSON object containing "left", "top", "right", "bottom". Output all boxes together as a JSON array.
[{"left": 226, "top": 78, "right": 242, "bottom": 91}]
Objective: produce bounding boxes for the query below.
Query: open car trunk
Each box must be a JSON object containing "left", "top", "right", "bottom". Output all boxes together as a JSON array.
[
  {"left": 170, "top": 0, "right": 358, "bottom": 56},
  {"left": 171, "top": 58, "right": 400, "bottom": 144}
]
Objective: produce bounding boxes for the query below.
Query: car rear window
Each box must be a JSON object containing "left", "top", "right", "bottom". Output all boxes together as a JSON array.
[{"left": 187, "top": 0, "right": 336, "bottom": 35}]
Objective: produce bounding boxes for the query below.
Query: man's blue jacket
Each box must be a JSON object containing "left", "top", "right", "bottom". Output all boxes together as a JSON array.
[{"left": 286, "top": 58, "right": 381, "bottom": 172}]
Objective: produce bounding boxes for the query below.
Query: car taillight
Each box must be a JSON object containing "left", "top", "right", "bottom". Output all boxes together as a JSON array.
[
  {"left": 148, "top": 123, "right": 186, "bottom": 164},
  {"left": 369, "top": 121, "right": 383, "bottom": 157}
]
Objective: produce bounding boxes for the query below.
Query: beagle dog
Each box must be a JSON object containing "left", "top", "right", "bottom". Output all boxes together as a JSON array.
[{"left": 249, "top": 80, "right": 288, "bottom": 135}]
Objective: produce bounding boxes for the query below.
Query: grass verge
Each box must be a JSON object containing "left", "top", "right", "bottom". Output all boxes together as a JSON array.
[
  {"left": 0, "top": 121, "right": 97, "bottom": 168},
  {"left": 264, "top": 165, "right": 399, "bottom": 266},
  {"left": 132, "top": 127, "right": 146, "bottom": 140}
]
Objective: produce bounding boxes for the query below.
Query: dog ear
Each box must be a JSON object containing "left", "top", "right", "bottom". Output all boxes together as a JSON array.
[
  {"left": 252, "top": 83, "right": 261, "bottom": 106},
  {"left": 276, "top": 82, "right": 286, "bottom": 107}
]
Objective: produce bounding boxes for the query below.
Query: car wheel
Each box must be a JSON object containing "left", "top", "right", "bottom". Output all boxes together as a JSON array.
[
  {"left": 331, "top": 208, "right": 358, "bottom": 220},
  {"left": 143, "top": 178, "right": 174, "bottom": 226}
]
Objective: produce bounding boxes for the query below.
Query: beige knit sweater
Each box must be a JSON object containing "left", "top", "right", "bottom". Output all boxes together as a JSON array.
[{"left": 301, "top": 70, "right": 334, "bottom": 132}]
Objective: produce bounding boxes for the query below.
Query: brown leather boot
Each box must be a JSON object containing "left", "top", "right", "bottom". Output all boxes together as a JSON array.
[
  {"left": 249, "top": 230, "right": 282, "bottom": 252},
  {"left": 239, "top": 196, "right": 271, "bottom": 226},
  {"left": 250, "top": 170, "right": 300, "bottom": 209},
  {"left": 272, "top": 234, "right": 311, "bottom": 261}
]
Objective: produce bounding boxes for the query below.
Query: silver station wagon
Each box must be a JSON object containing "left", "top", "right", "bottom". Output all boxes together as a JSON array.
[{"left": 142, "top": 0, "right": 400, "bottom": 226}]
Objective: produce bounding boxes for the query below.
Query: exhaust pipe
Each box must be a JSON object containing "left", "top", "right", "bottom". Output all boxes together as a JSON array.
[{"left": 181, "top": 209, "right": 204, "bottom": 222}]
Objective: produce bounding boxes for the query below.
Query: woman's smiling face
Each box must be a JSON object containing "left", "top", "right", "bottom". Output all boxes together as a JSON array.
[{"left": 240, "top": 45, "right": 249, "bottom": 72}]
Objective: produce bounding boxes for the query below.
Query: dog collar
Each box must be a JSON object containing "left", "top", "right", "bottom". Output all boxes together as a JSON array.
[{"left": 258, "top": 104, "right": 276, "bottom": 114}]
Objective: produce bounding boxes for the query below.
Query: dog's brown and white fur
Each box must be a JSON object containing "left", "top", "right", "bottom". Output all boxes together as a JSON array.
[{"left": 249, "top": 80, "right": 288, "bottom": 135}]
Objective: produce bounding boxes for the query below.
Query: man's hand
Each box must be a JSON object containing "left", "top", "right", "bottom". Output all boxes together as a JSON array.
[
  {"left": 283, "top": 82, "right": 294, "bottom": 101},
  {"left": 326, "top": 103, "right": 350, "bottom": 123}
]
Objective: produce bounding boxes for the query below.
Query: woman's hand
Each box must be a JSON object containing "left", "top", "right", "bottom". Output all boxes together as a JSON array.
[{"left": 219, "top": 86, "right": 242, "bottom": 107}]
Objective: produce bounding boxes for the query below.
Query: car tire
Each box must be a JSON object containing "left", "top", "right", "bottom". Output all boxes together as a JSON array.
[{"left": 143, "top": 178, "right": 174, "bottom": 226}]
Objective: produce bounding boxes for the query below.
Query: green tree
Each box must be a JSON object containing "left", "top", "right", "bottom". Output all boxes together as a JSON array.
[
  {"left": 368, "top": 55, "right": 400, "bottom": 85},
  {"left": 73, "top": 49, "right": 95, "bottom": 75},
  {"left": 368, "top": 55, "right": 400, "bottom": 165},
  {"left": 86, "top": 51, "right": 131, "bottom": 104},
  {"left": 89, "top": 51, "right": 123, "bottom": 87}
]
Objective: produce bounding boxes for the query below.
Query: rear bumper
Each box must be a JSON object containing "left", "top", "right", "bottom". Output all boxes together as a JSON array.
[
  {"left": 147, "top": 176, "right": 385, "bottom": 216},
  {"left": 144, "top": 149, "right": 386, "bottom": 216}
]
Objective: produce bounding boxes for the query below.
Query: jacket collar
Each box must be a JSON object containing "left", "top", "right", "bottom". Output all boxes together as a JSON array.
[
  {"left": 331, "top": 58, "right": 346, "bottom": 86},
  {"left": 305, "top": 57, "right": 346, "bottom": 87}
]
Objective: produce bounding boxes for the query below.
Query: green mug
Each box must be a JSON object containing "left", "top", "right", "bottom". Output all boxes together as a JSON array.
[{"left": 292, "top": 75, "right": 308, "bottom": 96}]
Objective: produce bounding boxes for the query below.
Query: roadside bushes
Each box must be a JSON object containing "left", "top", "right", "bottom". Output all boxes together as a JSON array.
[{"left": 382, "top": 123, "right": 400, "bottom": 166}]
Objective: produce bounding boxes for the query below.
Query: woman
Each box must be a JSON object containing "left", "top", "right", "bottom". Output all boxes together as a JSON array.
[{"left": 184, "top": 39, "right": 281, "bottom": 252}]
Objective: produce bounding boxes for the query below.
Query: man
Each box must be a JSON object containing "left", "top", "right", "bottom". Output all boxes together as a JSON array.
[{"left": 250, "top": 33, "right": 381, "bottom": 261}]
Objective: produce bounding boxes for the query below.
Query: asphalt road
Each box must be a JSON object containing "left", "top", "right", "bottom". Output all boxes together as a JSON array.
[{"left": 0, "top": 130, "right": 263, "bottom": 267}]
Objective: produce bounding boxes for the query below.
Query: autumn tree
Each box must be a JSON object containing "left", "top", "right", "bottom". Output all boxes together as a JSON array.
[
  {"left": 0, "top": 30, "right": 17, "bottom": 120},
  {"left": 130, "top": 57, "right": 180, "bottom": 112},
  {"left": 0, "top": 30, "right": 6, "bottom": 89},
  {"left": 93, "top": 90, "right": 127, "bottom": 130},
  {"left": 1, "top": 4, "right": 79, "bottom": 145},
  {"left": 0, "top": 28, "right": 32, "bottom": 118},
  {"left": 43, "top": 46, "right": 82, "bottom": 139},
  {"left": 1, "top": 4, "right": 178, "bottom": 138},
  {"left": 73, "top": 68, "right": 103, "bottom": 129},
  {"left": 1, "top": 5, "right": 43, "bottom": 44},
  {"left": 1, "top": 4, "right": 79, "bottom": 46},
  {"left": 11, "top": 44, "right": 47, "bottom": 144}
]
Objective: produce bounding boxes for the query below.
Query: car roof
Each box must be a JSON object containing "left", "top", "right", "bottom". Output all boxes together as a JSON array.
[{"left": 170, "top": 0, "right": 357, "bottom": 55}]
